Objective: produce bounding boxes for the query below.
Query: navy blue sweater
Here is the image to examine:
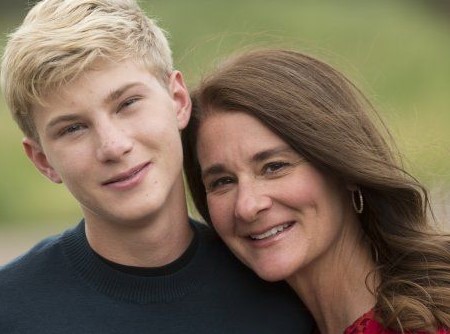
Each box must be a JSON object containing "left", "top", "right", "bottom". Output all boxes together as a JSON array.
[{"left": 0, "top": 220, "right": 313, "bottom": 333}]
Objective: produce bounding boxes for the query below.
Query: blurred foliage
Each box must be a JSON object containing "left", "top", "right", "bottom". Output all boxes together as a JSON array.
[{"left": 0, "top": 0, "right": 449, "bottom": 226}]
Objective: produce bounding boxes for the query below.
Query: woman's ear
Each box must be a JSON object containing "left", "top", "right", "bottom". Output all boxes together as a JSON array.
[
  {"left": 168, "top": 70, "right": 192, "bottom": 130},
  {"left": 23, "top": 137, "right": 62, "bottom": 184},
  {"left": 346, "top": 183, "right": 358, "bottom": 192}
]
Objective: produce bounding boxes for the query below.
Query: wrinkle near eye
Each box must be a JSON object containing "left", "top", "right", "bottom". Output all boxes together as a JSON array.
[
  {"left": 262, "top": 161, "right": 290, "bottom": 174},
  {"left": 205, "top": 175, "right": 236, "bottom": 194},
  {"left": 258, "top": 157, "right": 306, "bottom": 179}
]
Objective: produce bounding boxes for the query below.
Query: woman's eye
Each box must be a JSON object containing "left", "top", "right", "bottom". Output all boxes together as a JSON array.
[
  {"left": 263, "top": 161, "right": 290, "bottom": 174},
  {"left": 207, "top": 177, "right": 235, "bottom": 192}
]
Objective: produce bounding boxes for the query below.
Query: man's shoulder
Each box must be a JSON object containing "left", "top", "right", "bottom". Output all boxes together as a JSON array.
[
  {"left": 191, "top": 219, "right": 284, "bottom": 287},
  {"left": 190, "top": 219, "right": 232, "bottom": 256},
  {"left": 189, "top": 219, "right": 314, "bottom": 332},
  {"left": 0, "top": 229, "right": 67, "bottom": 284}
]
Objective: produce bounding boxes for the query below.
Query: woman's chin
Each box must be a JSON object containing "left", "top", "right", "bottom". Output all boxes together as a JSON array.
[{"left": 252, "top": 264, "right": 291, "bottom": 282}]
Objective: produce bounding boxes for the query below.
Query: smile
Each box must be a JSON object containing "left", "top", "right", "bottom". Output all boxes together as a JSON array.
[
  {"left": 102, "top": 162, "right": 151, "bottom": 186},
  {"left": 249, "top": 222, "right": 294, "bottom": 240}
]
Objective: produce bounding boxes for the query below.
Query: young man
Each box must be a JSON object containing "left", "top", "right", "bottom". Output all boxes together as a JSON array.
[{"left": 0, "top": 0, "right": 313, "bottom": 333}]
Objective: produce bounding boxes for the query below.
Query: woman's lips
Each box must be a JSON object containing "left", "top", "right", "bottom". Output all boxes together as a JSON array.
[{"left": 248, "top": 221, "right": 295, "bottom": 241}]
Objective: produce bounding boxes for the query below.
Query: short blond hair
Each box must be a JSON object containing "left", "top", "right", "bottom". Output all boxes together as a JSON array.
[{"left": 1, "top": 0, "right": 173, "bottom": 141}]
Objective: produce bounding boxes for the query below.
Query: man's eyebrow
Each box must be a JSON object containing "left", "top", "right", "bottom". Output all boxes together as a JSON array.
[
  {"left": 45, "top": 83, "right": 145, "bottom": 132},
  {"left": 46, "top": 114, "right": 80, "bottom": 132},
  {"left": 104, "top": 82, "right": 144, "bottom": 104}
]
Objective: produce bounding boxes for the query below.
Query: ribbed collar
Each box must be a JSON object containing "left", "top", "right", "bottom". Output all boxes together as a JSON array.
[{"left": 62, "top": 220, "right": 211, "bottom": 304}]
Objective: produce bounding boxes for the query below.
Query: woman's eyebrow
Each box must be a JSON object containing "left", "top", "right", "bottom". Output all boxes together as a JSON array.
[
  {"left": 201, "top": 146, "right": 294, "bottom": 180},
  {"left": 251, "top": 145, "right": 293, "bottom": 163},
  {"left": 201, "top": 164, "right": 226, "bottom": 180}
]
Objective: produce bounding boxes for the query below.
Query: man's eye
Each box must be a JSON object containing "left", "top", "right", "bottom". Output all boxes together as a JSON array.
[
  {"left": 59, "top": 123, "right": 86, "bottom": 137},
  {"left": 119, "top": 97, "right": 140, "bottom": 111},
  {"left": 207, "top": 177, "right": 235, "bottom": 192},
  {"left": 263, "top": 161, "right": 290, "bottom": 174}
]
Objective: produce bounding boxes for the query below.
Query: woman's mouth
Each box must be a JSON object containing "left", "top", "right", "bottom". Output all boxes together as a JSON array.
[{"left": 249, "top": 222, "right": 294, "bottom": 241}]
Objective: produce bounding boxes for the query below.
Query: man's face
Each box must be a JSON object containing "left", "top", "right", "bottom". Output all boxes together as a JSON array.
[{"left": 24, "top": 59, "right": 191, "bottom": 227}]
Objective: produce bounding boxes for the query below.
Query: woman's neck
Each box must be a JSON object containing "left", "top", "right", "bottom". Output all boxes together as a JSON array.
[{"left": 287, "top": 236, "right": 378, "bottom": 334}]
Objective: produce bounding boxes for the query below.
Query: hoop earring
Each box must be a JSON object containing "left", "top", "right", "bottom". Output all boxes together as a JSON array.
[{"left": 352, "top": 188, "right": 364, "bottom": 214}]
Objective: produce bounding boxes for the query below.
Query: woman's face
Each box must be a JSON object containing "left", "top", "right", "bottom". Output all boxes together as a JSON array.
[{"left": 196, "top": 111, "right": 357, "bottom": 282}]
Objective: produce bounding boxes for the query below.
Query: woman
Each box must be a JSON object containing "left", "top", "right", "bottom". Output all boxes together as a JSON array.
[{"left": 183, "top": 49, "right": 450, "bottom": 333}]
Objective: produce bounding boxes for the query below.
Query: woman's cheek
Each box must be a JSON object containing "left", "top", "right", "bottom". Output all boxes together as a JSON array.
[{"left": 208, "top": 196, "right": 234, "bottom": 231}]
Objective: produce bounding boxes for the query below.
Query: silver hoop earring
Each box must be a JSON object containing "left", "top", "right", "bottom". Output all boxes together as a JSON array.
[{"left": 352, "top": 188, "right": 364, "bottom": 214}]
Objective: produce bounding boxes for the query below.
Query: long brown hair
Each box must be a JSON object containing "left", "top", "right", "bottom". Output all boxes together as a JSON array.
[{"left": 183, "top": 49, "right": 450, "bottom": 332}]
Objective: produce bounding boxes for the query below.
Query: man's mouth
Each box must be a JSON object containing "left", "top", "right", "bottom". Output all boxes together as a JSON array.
[{"left": 102, "top": 162, "right": 150, "bottom": 185}]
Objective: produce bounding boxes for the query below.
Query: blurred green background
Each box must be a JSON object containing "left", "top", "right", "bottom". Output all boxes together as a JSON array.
[{"left": 0, "top": 0, "right": 449, "bottom": 232}]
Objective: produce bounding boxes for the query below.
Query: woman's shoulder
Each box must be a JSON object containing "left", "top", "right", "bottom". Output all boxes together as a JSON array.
[
  {"left": 344, "top": 309, "right": 449, "bottom": 334},
  {"left": 344, "top": 309, "right": 385, "bottom": 334}
]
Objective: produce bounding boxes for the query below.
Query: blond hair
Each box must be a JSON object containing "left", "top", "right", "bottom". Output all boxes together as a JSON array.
[{"left": 1, "top": 0, "right": 173, "bottom": 141}]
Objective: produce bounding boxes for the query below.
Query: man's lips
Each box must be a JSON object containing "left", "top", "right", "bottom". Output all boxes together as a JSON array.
[{"left": 102, "top": 162, "right": 151, "bottom": 186}]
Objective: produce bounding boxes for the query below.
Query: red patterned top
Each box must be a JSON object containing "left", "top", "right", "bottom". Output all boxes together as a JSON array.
[{"left": 344, "top": 309, "right": 449, "bottom": 334}]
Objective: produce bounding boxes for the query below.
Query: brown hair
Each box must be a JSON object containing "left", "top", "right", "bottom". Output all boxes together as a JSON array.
[{"left": 183, "top": 48, "right": 450, "bottom": 332}]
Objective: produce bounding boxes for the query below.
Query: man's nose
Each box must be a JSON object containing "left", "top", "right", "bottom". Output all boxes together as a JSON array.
[{"left": 96, "top": 122, "right": 133, "bottom": 162}]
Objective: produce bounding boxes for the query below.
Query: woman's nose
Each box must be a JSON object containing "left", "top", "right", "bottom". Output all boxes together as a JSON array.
[{"left": 234, "top": 181, "right": 272, "bottom": 222}]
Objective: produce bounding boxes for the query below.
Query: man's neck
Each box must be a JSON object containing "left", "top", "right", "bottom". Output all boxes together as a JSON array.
[{"left": 83, "top": 204, "right": 193, "bottom": 268}]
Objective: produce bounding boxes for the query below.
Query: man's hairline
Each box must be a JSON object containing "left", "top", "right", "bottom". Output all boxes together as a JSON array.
[{"left": 26, "top": 57, "right": 174, "bottom": 142}]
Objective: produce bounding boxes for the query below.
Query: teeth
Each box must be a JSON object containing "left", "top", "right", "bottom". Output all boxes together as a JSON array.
[{"left": 250, "top": 223, "right": 291, "bottom": 240}]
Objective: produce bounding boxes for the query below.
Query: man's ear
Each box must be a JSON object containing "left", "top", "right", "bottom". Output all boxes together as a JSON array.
[
  {"left": 168, "top": 70, "right": 192, "bottom": 130},
  {"left": 23, "top": 137, "right": 62, "bottom": 184}
]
